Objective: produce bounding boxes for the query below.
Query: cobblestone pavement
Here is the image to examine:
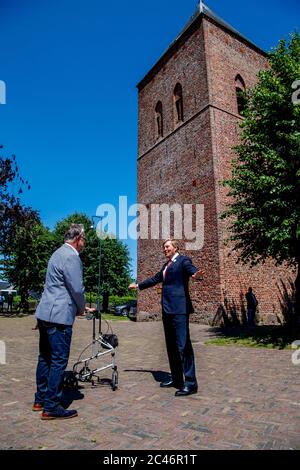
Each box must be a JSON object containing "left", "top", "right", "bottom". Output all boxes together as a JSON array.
[{"left": 0, "top": 315, "right": 300, "bottom": 450}]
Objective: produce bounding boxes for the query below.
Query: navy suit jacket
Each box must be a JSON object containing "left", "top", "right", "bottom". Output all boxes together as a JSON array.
[{"left": 138, "top": 255, "right": 198, "bottom": 315}]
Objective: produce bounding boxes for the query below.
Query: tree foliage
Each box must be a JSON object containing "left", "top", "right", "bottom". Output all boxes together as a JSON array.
[
  {"left": 3, "top": 223, "right": 56, "bottom": 310},
  {"left": 99, "top": 237, "right": 132, "bottom": 310},
  {"left": 0, "top": 151, "right": 39, "bottom": 256},
  {"left": 0, "top": 149, "right": 41, "bottom": 309},
  {"left": 222, "top": 32, "right": 300, "bottom": 316}
]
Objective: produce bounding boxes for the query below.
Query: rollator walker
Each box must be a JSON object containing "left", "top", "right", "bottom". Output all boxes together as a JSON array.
[
  {"left": 64, "top": 310, "right": 118, "bottom": 391},
  {"left": 64, "top": 216, "right": 119, "bottom": 392}
]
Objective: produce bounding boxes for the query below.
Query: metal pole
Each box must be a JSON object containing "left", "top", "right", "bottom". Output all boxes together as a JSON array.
[
  {"left": 98, "top": 218, "right": 102, "bottom": 335},
  {"left": 92, "top": 215, "right": 103, "bottom": 339},
  {"left": 92, "top": 314, "right": 96, "bottom": 341}
]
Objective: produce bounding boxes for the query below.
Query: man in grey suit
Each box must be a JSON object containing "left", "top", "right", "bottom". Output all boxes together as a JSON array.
[{"left": 33, "top": 224, "right": 94, "bottom": 420}]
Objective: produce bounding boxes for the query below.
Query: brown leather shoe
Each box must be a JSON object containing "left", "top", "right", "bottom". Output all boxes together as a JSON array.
[{"left": 32, "top": 403, "right": 43, "bottom": 412}]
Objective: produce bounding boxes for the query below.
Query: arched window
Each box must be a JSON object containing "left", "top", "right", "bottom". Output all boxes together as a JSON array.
[
  {"left": 155, "top": 101, "right": 163, "bottom": 138},
  {"left": 174, "top": 83, "right": 184, "bottom": 123},
  {"left": 235, "top": 75, "right": 246, "bottom": 115}
]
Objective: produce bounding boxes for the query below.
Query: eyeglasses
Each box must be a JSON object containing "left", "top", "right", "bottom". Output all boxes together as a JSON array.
[{"left": 77, "top": 234, "right": 86, "bottom": 241}]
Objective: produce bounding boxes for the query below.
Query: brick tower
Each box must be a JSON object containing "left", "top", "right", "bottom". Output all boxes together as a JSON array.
[{"left": 136, "top": 2, "right": 295, "bottom": 325}]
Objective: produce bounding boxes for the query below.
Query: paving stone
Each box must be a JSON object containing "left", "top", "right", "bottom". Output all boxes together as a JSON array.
[{"left": 0, "top": 316, "right": 300, "bottom": 450}]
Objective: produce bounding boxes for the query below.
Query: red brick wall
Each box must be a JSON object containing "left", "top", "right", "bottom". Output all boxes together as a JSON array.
[
  {"left": 203, "top": 19, "right": 268, "bottom": 113},
  {"left": 137, "top": 16, "right": 296, "bottom": 324},
  {"left": 203, "top": 18, "right": 295, "bottom": 324},
  {"left": 138, "top": 109, "right": 223, "bottom": 322},
  {"left": 137, "top": 21, "right": 222, "bottom": 322},
  {"left": 138, "top": 21, "right": 208, "bottom": 155}
]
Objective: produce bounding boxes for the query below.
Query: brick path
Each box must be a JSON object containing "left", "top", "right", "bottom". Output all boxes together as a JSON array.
[{"left": 0, "top": 315, "right": 300, "bottom": 450}]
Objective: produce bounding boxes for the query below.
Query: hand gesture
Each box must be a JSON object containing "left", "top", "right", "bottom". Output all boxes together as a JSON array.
[
  {"left": 192, "top": 269, "right": 205, "bottom": 281},
  {"left": 129, "top": 283, "right": 138, "bottom": 290},
  {"left": 85, "top": 307, "right": 96, "bottom": 313}
]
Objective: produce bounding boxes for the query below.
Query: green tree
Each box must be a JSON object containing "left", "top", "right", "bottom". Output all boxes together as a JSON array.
[
  {"left": 1, "top": 150, "right": 40, "bottom": 308},
  {"left": 53, "top": 213, "right": 132, "bottom": 310},
  {"left": 0, "top": 151, "right": 39, "bottom": 257},
  {"left": 3, "top": 223, "right": 56, "bottom": 310},
  {"left": 100, "top": 237, "right": 132, "bottom": 312},
  {"left": 222, "top": 32, "right": 300, "bottom": 320}
]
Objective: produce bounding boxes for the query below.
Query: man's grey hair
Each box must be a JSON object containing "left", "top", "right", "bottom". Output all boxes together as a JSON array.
[{"left": 64, "top": 224, "right": 85, "bottom": 243}]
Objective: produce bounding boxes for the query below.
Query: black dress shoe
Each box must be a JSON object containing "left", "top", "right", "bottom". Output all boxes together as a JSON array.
[
  {"left": 175, "top": 386, "right": 198, "bottom": 397},
  {"left": 160, "top": 380, "right": 183, "bottom": 388}
]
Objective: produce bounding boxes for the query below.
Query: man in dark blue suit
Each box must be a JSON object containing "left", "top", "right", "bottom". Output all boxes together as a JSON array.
[{"left": 129, "top": 239, "right": 204, "bottom": 397}]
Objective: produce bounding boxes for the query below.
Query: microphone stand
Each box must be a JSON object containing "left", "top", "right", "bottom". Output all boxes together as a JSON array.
[{"left": 92, "top": 215, "right": 103, "bottom": 342}]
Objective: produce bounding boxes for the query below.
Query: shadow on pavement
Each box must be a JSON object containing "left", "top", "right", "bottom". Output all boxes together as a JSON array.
[
  {"left": 124, "top": 369, "right": 171, "bottom": 383},
  {"left": 61, "top": 388, "right": 85, "bottom": 409}
]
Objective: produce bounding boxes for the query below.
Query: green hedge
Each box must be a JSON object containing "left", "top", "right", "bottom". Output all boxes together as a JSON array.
[
  {"left": 9, "top": 293, "right": 135, "bottom": 309},
  {"left": 11, "top": 295, "right": 37, "bottom": 304},
  {"left": 85, "top": 293, "right": 136, "bottom": 306}
]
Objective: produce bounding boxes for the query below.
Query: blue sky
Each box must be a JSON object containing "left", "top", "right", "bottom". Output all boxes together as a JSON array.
[{"left": 0, "top": 0, "right": 299, "bottom": 276}]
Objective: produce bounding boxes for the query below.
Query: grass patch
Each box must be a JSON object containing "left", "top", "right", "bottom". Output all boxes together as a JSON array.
[
  {"left": 101, "top": 313, "right": 128, "bottom": 321},
  {"left": 0, "top": 311, "right": 129, "bottom": 321},
  {"left": 206, "top": 337, "right": 284, "bottom": 349},
  {"left": 205, "top": 326, "right": 300, "bottom": 350}
]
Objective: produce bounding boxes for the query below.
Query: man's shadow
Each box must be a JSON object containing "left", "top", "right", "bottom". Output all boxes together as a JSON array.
[
  {"left": 61, "top": 387, "right": 85, "bottom": 409},
  {"left": 124, "top": 369, "right": 171, "bottom": 384},
  {"left": 62, "top": 372, "right": 85, "bottom": 409}
]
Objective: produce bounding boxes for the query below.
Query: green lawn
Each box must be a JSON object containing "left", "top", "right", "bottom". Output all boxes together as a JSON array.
[
  {"left": 0, "top": 310, "right": 129, "bottom": 322},
  {"left": 206, "top": 337, "right": 284, "bottom": 349},
  {"left": 101, "top": 313, "right": 129, "bottom": 321},
  {"left": 205, "top": 326, "right": 300, "bottom": 350}
]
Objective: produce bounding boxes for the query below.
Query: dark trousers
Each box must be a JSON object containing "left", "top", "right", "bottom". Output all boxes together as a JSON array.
[
  {"left": 247, "top": 308, "right": 256, "bottom": 326},
  {"left": 35, "top": 319, "right": 72, "bottom": 412},
  {"left": 162, "top": 313, "right": 197, "bottom": 388}
]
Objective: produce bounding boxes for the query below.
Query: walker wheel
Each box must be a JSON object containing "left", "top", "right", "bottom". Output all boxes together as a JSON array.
[
  {"left": 112, "top": 369, "right": 118, "bottom": 391},
  {"left": 63, "top": 372, "right": 78, "bottom": 390},
  {"left": 78, "top": 366, "right": 92, "bottom": 382}
]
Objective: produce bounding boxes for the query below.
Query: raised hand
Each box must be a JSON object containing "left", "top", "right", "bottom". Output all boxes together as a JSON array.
[
  {"left": 85, "top": 307, "right": 97, "bottom": 313},
  {"left": 129, "top": 283, "right": 138, "bottom": 290},
  {"left": 192, "top": 269, "right": 205, "bottom": 280}
]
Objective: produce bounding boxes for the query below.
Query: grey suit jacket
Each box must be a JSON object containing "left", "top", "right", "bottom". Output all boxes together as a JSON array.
[{"left": 35, "top": 244, "right": 86, "bottom": 326}]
